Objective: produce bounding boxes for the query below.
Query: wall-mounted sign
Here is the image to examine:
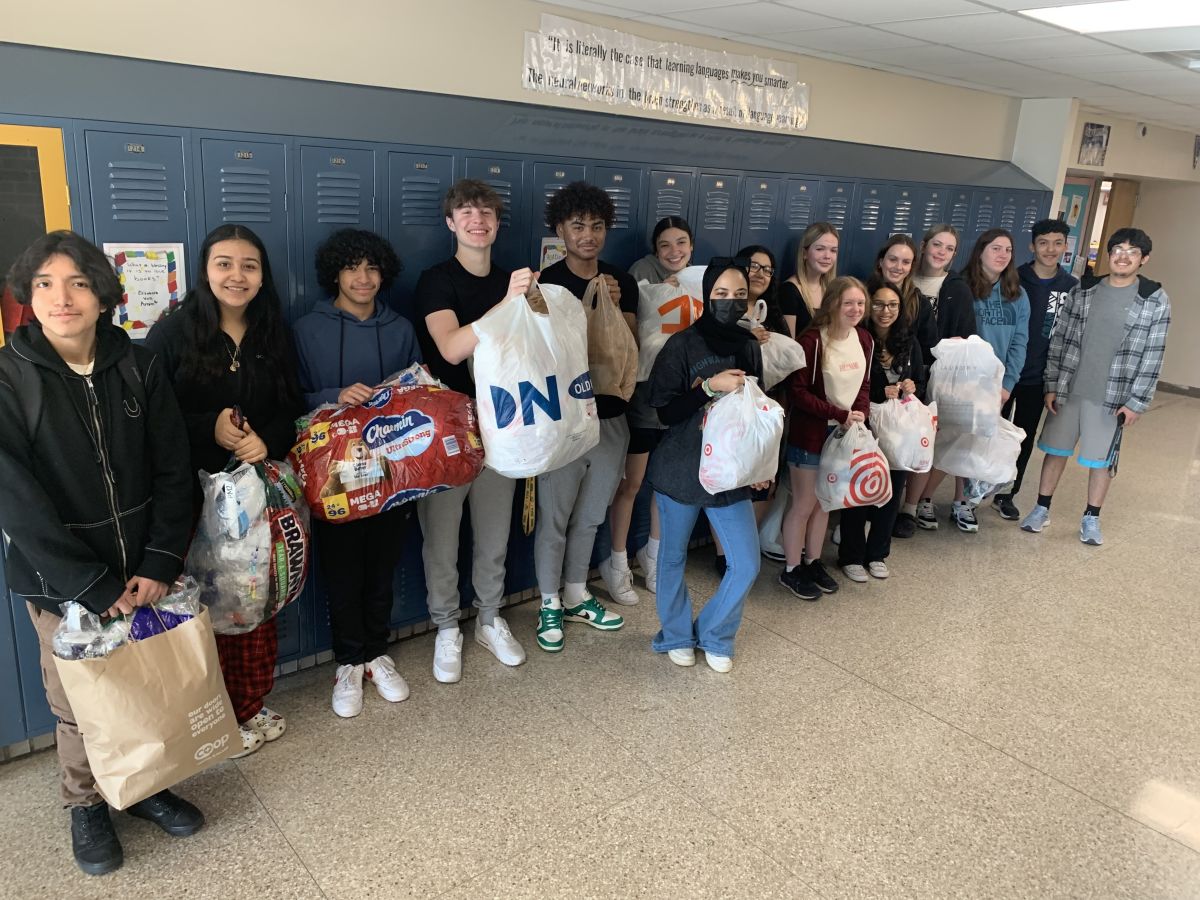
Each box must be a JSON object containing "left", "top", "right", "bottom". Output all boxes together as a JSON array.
[{"left": 103, "top": 243, "right": 186, "bottom": 339}]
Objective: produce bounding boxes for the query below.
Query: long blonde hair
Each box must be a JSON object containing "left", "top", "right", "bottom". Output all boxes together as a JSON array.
[
  {"left": 918, "top": 224, "right": 960, "bottom": 276},
  {"left": 805, "top": 275, "right": 868, "bottom": 337},
  {"left": 793, "top": 222, "right": 839, "bottom": 313}
]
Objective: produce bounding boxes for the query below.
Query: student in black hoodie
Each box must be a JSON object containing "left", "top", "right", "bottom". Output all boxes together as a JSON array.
[
  {"left": 990, "top": 219, "right": 1077, "bottom": 521},
  {"left": 0, "top": 231, "right": 202, "bottom": 876}
]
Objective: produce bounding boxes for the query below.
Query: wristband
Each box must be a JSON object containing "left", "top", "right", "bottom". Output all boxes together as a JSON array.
[{"left": 702, "top": 378, "right": 718, "bottom": 398}]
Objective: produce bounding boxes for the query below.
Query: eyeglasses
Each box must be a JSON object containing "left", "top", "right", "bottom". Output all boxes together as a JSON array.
[
  {"left": 871, "top": 302, "right": 900, "bottom": 312},
  {"left": 1110, "top": 247, "right": 1142, "bottom": 259},
  {"left": 748, "top": 261, "right": 775, "bottom": 277}
]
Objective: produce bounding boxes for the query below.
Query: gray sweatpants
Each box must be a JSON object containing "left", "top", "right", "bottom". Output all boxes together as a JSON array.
[
  {"left": 535, "top": 416, "right": 630, "bottom": 596},
  {"left": 418, "top": 465, "right": 516, "bottom": 629}
]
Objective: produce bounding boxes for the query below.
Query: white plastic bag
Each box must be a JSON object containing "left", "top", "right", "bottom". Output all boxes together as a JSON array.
[
  {"left": 738, "top": 298, "right": 806, "bottom": 389},
  {"left": 698, "top": 378, "right": 785, "bottom": 495},
  {"left": 635, "top": 275, "right": 704, "bottom": 381},
  {"left": 816, "top": 422, "right": 893, "bottom": 512},
  {"left": 472, "top": 283, "right": 599, "bottom": 478},
  {"left": 869, "top": 397, "right": 938, "bottom": 473},
  {"left": 933, "top": 418, "right": 1026, "bottom": 491},
  {"left": 927, "top": 336, "right": 1004, "bottom": 436}
]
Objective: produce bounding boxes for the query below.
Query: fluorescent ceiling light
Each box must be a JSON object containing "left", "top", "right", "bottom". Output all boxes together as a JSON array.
[{"left": 1021, "top": 0, "right": 1200, "bottom": 33}]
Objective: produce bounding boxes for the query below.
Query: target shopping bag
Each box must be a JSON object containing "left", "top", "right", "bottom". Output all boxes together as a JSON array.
[
  {"left": 816, "top": 422, "right": 893, "bottom": 512},
  {"left": 698, "top": 377, "right": 785, "bottom": 495},
  {"left": 869, "top": 397, "right": 938, "bottom": 473}
]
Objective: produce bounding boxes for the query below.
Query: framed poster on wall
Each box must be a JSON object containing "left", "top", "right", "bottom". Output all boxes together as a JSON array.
[{"left": 103, "top": 243, "right": 187, "bottom": 339}]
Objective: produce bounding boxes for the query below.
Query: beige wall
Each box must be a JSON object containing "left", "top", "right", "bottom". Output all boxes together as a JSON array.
[
  {"left": 4, "top": 0, "right": 1020, "bottom": 160},
  {"left": 1068, "top": 109, "right": 1200, "bottom": 183},
  {"left": 1133, "top": 181, "right": 1197, "bottom": 390}
]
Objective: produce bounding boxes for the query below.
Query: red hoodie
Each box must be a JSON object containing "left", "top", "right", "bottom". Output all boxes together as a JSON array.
[{"left": 787, "top": 325, "right": 873, "bottom": 454}]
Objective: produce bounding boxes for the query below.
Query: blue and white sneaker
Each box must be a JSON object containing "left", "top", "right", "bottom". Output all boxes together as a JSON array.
[
  {"left": 1080, "top": 514, "right": 1103, "bottom": 545},
  {"left": 1020, "top": 505, "right": 1050, "bottom": 533}
]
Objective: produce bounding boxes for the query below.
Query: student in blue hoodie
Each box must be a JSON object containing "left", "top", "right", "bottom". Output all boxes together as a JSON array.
[
  {"left": 922, "top": 228, "right": 1028, "bottom": 533},
  {"left": 990, "top": 219, "right": 1076, "bottom": 522},
  {"left": 293, "top": 228, "right": 422, "bottom": 719}
]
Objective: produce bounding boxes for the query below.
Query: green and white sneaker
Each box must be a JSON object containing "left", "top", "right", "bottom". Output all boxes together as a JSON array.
[
  {"left": 563, "top": 595, "right": 625, "bottom": 630},
  {"left": 537, "top": 605, "right": 564, "bottom": 653}
]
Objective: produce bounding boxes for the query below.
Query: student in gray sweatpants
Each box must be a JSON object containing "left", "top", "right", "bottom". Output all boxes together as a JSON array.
[
  {"left": 533, "top": 181, "right": 641, "bottom": 652},
  {"left": 413, "top": 179, "right": 534, "bottom": 683}
]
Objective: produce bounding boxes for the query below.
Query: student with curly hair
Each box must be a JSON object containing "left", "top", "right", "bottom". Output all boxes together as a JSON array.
[
  {"left": 293, "top": 228, "right": 422, "bottom": 717},
  {"left": 533, "top": 181, "right": 638, "bottom": 652}
]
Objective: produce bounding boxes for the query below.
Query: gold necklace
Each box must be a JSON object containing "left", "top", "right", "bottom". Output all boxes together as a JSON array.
[{"left": 226, "top": 340, "right": 241, "bottom": 373}]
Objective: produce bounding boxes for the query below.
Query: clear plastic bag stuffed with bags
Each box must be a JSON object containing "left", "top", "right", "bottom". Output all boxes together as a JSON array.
[
  {"left": 927, "top": 336, "right": 1004, "bottom": 436},
  {"left": 52, "top": 576, "right": 202, "bottom": 660}
]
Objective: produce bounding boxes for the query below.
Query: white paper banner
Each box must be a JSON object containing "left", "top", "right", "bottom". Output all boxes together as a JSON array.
[{"left": 524, "top": 15, "right": 809, "bottom": 132}]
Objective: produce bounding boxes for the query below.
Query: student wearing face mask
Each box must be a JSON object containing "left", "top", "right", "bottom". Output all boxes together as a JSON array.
[{"left": 646, "top": 258, "right": 766, "bottom": 673}]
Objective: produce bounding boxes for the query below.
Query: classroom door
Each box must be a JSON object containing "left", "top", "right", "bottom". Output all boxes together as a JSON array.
[{"left": 1095, "top": 179, "right": 1139, "bottom": 276}]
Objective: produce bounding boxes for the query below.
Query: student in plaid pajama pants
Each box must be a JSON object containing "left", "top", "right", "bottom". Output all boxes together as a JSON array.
[{"left": 146, "top": 224, "right": 304, "bottom": 758}]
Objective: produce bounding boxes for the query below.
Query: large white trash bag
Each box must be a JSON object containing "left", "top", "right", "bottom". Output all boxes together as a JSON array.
[
  {"left": 816, "top": 422, "right": 893, "bottom": 512},
  {"left": 933, "top": 418, "right": 1026, "bottom": 493},
  {"left": 737, "top": 299, "right": 807, "bottom": 389},
  {"left": 869, "top": 397, "right": 938, "bottom": 473},
  {"left": 472, "top": 283, "right": 599, "bottom": 478},
  {"left": 635, "top": 272, "right": 704, "bottom": 381},
  {"left": 698, "top": 378, "right": 785, "bottom": 495},
  {"left": 927, "top": 336, "right": 1004, "bottom": 436}
]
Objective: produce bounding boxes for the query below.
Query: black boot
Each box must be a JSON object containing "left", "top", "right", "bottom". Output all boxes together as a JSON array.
[
  {"left": 127, "top": 789, "right": 205, "bottom": 837},
  {"left": 71, "top": 802, "right": 123, "bottom": 876}
]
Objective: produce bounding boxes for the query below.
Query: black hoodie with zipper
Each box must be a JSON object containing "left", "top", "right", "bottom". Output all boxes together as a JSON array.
[{"left": 0, "top": 321, "right": 193, "bottom": 615}]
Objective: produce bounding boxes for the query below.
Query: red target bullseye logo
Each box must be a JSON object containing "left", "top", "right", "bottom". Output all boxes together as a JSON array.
[
  {"left": 920, "top": 437, "right": 930, "bottom": 447},
  {"left": 845, "top": 450, "right": 890, "bottom": 507},
  {"left": 826, "top": 473, "right": 837, "bottom": 483},
  {"left": 703, "top": 444, "right": 713, "bottom": 456}
]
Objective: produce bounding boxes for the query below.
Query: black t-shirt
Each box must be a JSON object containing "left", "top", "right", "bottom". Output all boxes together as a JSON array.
[
  {"left": 646, "top": 329, "right": 750, "bottom": 508},
  {"left": 778, "top": 281, "right": 813, "bottom": 335},
  {"left": 413, "top": 257, "right": 511, "bottom": 395},
  {"left": 538, "top": 258, "right": 639, "bottom": 418}
]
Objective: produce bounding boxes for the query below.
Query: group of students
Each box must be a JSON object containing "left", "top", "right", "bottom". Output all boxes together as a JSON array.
[{"left": 0, "top": 175, "right": 1169, "bottom": 876}]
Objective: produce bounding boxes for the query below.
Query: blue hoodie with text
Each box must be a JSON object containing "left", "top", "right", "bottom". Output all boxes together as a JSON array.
[
  {"left": 973, "top": 281, "right": 1030, "bottom": 393},
  {"left": 293, "top": 300, "right": 422, "bottom": 410}
]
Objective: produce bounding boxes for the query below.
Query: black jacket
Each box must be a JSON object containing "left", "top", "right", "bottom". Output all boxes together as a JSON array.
[
  {"left": 935, "top": 272, "right": 977, "bottom": 341},
  {"left": 868, "top": 331, "right": 926, "bottom": 404},
  {"left": 0, "top": 322, "right": 193, "bottom": 615}
]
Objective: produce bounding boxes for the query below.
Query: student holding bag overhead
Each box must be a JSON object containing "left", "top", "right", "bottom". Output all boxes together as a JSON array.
[
  {"left": 0, "top": 231, "right": 203, "bottom": 875},
  {"left": 145, "top": 224, "right": 304, "bottom": 759},
  {"left": 646, "top": 257, "right": 766, "bottom": 673}
]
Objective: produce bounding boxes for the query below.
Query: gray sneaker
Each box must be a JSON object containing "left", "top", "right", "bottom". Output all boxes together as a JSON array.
[
  {"left": 1080, "top": 514, "right": 1103, "bottom": 545},
  {"left": 1020, "top": 505, "right": 1050, "bottom": 533}
]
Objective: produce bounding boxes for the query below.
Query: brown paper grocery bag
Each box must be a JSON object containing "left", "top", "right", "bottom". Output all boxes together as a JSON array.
[
  {"left": 53, "top": 608, "right": 239, "bottom": 810},
  {"left": 582, "top": 277, "right": 638, "bottom": 402}
]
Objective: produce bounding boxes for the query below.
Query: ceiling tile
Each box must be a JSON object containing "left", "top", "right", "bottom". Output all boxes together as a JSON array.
[
  {"left": 656, "top": 2, "right": 848, "bottom": 36},
  {"left": 540, "top": 0, "right": 638, "bottom": 17},
  {"left": 979, "top": 0, "right": 1103, "bottom": 8},
  {"left": 1029, "top": 53, "right": 1179, "bottom": 76},
  {"left": 1096, "top": 26, "right": 1200, "bottom": 53},
  {"left": 629, "top": 15, "right": 752, "bottom": 41},
  {"left": 878, "top": 12, "right": 1069, "bottom": 43},
  {"left": 866, "top": 45, "right": 989, "bottom": 67},
  {"left": 560, "top": 0, "right": 747, "bottom": 12},
  {"left": 1089, "top": 68, "right": 1200, "bottom": 93},
  {"left": 775, "top": 0, "right": 990, "bottom": 25},
  {"left": 773, "top": 25, "right": 929, "bottom": 52},
  {"left": 955, "top": 33, "right": 1118, "bottom": 60}
]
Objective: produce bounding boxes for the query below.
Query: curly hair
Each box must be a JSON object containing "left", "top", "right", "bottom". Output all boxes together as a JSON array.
[
  {"left": 314, "top": 229, "right": 402, "bottom": 299},
  {"left": 545, "top": 181, "right": 615, "bottom": 229},
  {"left": 6, "top": 230, "right": 123, "bottom": 313}
]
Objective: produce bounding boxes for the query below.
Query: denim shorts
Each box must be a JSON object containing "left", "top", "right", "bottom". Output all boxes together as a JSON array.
[{"left": 786, "top": 444, "right": 822, "bottom": 469}]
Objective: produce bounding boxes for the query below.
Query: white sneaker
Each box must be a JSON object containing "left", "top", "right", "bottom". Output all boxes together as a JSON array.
[
  {"left": 598, "top": 555, "right": 640, "bottom": 606},
  {"left": 365, "top": 654, "right": 409, "bottom": 703},
  {"left": 432, "top": 628, "right": 463, "bottom": 684},
  {"left": 635, "top": 546, "right": 657, "bottom": 593},
  {"left": 475, "top": 616, "right": 526, "bottom": 667},
  {"left": 842, "top": 564, "right": 869, "bottom": 583},
  {"left": 831, "top": 524, "right": 841, "bottom": 545},
  {"left": 667, "top": 648, "right": 696, "bottom": 667},
  {"left": 867, "top": 561, "right": 889, "bottom": 579},
  {"left": 703, "top": 651, "right": 733, "bottom": 673},
  {"left": 332, "top": 663, "right": 364, "bottom": 718}
]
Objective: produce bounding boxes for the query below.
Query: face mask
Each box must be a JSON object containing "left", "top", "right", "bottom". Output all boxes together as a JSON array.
[{"left": 709, "top": 299, "right": 744, "bottom": 326}]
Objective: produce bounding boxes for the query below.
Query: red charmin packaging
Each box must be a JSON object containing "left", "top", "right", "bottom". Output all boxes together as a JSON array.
[{"left": 290, "top": 383, "right": 485, "bottom": 523}]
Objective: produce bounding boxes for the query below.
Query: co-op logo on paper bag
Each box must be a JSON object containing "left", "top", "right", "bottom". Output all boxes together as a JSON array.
[
  {"left": 194, "top": 732, "right": 231, "bottom": 762},
  {"left": 362, "top": 410, "right": 435, "bottom": 459},
  {"left": 490, "top": 372, "right": 593, "bottom": 428}
]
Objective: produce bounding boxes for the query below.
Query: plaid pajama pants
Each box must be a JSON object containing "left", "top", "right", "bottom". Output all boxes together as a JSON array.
[{"left": 214, "top": 617, "right": 278, "bottom": 723}]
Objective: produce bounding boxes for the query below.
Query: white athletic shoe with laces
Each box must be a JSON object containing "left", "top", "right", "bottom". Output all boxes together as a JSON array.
[
  {"left": 365, "top": 654, "right": 409, "bottom": 703},
  {"left": 598, "top": 555, "right": 640, "bottom": 606},
  {"left": 332, "top": 663, "right": 365, "bottom": 718},
  {"left": 475, "top": 616, "right": 526, "bottom": 666},
  {"left": 433, "top": 628, "right": 463, "bottom": 683},
  {"left": 635, "top": 546, "right": 657, "bottom": 593}
]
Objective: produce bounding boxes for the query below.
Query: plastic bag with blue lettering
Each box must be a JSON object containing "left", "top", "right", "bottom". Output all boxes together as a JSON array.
[{"left": 471, "top": 283, "right": 600, "bottom": 478}]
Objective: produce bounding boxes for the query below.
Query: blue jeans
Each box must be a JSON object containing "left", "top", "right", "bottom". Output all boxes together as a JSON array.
[{"left": 652, "top": 492, "right": 760, "bottom": 658}]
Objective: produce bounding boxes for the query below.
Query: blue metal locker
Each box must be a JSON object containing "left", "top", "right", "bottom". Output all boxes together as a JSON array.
[
  {"left": 199, "top": 137, "right": 292, "bottom": 307},
  {"left": 298, "top": 144, "right": 376, "bottom": 315},
  {"left": 780, "top": 177, "right": 819, "bottom": 276},
  {"left": 83, "top": 129, "right": 189, "bottom": 246},
  {"left": 0, "top": 560, "right": 30, "bottom": 747},
  {"left": 735, "top": 174, "right": 783, "bottom": 261},
  {"left": 530, "top": 161, "right": 586, "bottom": 268},
  {"left": 1007, "top": 190, "right": 1046, "bottom": 265},
  {"left": 8, "top": 591, "right": 55, "bottom": 739},
  {"left": 913, "top": 185, "right": 949, "bottom": 238},
  {"left": 693, "top": 173, "right": 741, "bottom": 262},
  {"left": 593, "top": 165, "right": 644, "bottom": 266},
  {"left": 818, "top": 180, "right": 853, "bottom": 234},
  {"left": 645, "top": 169, "right": 696, "bottom": 243},
  {"left": 966, "top": 189, "right": 998, "bottom": 253},
  {"left": 464, "top": 156, "right": 527, "bottom": 271},
  {"left": 846, "top": 181, "right": 892, "bottom": 279},
  {"left": 387, "top": 150, "right": 454, "bottom": 313},
  {"left": 947, "top": 189, "right": 973, "bottom": 268}
]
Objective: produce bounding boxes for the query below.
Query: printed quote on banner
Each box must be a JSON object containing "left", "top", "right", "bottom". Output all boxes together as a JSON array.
[{"left": 524, "top": 15, "right": 809, "bottom": 132}]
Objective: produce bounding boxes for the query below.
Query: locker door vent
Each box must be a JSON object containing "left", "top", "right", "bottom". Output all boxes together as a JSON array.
[
  {"left": 824, "top": 194, "right": 849, "bottom": 230},
  {"left": 1020, "top": 198, "right": 1040, "bottom": 235},
  {"left": 921, "top": 198, "right": 944, "bottom": 233},
  {"left": 703, "top": 187, "right": 732, "bottom": 230},
  {"left": 315, "top": 170, "right": 363, "bottom": 225},
  {"left": 745, "top": 191, "right": 774, "bottom": 233},
  {"left": 486, "top": 179, "right": 514, "bottom": 228},
  {"left": 857, "top": 193, "right": 882, "bottom": 236},
  {"left": 999, "top": 199, "right": 1018, "bottom": 232},
  {"left": 653, "top": 188, "right": 686, "bottom": 221},
  {"left": 949, "top": 197, "right": 971, "bottom": 231},
  {"left": 218, "top": 166, "right": 274, "bottom": 223},
  {"left": 105, "top": 161, "right": 170, "bottom": 222},
  {"left": 974, "top": 199, "right": 995, "bottom": 232},
  {"left": 892, "top": 195, "right": 913, "bottom": 236},
  {"left": 786, "top": 193, "right": 813, "bottom": 230},
  {"left": 606, "top": 186, "right": 633, "bottom": 229},
  {"left": 399, "top": 175, "right": 445, "bottom": 226}
]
